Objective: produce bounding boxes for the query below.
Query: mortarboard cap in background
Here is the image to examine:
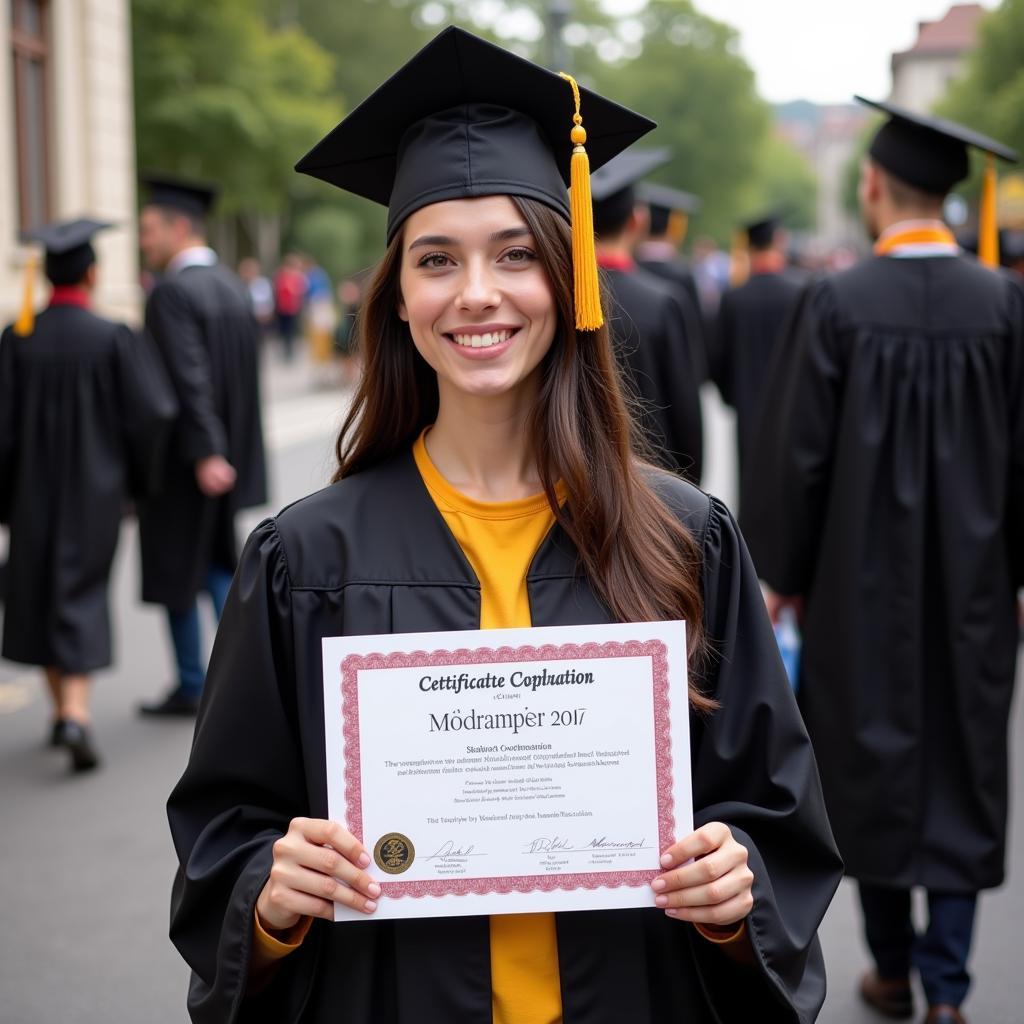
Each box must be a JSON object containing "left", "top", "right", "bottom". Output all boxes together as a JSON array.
[
  {"left": 856, "top": 96, "right": 1019, "bottom": 268},
  {"left": 639, "top": 181, "right": 700, "bottom": 238},
  {"left": 590, "top": 148, "right": 670, "bottom": 236},
  {"left": 13, "top": 218, "right": 114, "bottom": 335},
  {"left": 857, "top": 95, "right": 1017, "bottom": 194},
  {"left": 743, "top": 213, "right": 782, "bottom": 249},
  {"left": 141, "top": 175, "right": 219, "bottom": 219},
  {"left": 22, "top": 217, "right": 114, "bottom": 286},
  {"left": 296, "top": 26, "right": 656, "bottom": 330}
]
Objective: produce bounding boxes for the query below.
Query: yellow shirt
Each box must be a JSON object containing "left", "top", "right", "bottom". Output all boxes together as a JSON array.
[{"left": 413, "top": 432, "right": 565, "bottom": 1024}]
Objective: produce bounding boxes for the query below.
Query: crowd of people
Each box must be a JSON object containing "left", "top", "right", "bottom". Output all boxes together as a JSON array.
[{"left": 1, "top": 23, "right": 1021, "bottom": 1024}]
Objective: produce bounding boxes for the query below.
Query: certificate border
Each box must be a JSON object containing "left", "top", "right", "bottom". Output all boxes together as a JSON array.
[{"left": 339, "top": 639, "right": 674, "bottom": 899}]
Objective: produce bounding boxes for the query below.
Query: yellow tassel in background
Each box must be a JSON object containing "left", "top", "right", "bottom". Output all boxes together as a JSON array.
[
  {"left": 978, "top": 152, "right": 999, "bottom": 269},
  {"left": 559, "top": 71, "right": 604, "bottom": 332},
  {"left": 728, "top": 230, "right": 750, "bottom": 288},
  {"left": 13, "top": 253, "right": 38, "bottom": 337},
  {"left": 667, "top": 209, "right": 689, "bottom": 248}
]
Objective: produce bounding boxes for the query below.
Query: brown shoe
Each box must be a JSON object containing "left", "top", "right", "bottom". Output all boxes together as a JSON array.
[
  {"left": 859, "top": 970, "right": 914, "bottom": 1018},
  {"left": 922, "top": 1007, "right": 965, "bottom": 1024}
]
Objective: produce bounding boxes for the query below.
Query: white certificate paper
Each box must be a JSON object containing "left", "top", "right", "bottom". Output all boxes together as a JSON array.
[{"left": 322, "top": 620, "right": 692, "bottom": 921}]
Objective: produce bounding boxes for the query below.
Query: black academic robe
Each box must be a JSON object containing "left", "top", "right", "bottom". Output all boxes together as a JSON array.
[
  {"left": 714, "top": 269, "right": 805, "bottom": 477},
  {"left": 743, "top": 255, "right": 1024, "bottom": 893},
  {"left": 0, "top": 305, "right": 176, "bottom": 672},
  {"left": 167, "top": 451, "right": 842, "bottom": 1024},
  {"left": 637, "top": 255, "right": 710, "bottom": 380},
  {"left": 136, "top": 263, "right": 267, "bottom": 611},
  {"left": 604, "top": 267, "right": 705, "bottom": 482}
]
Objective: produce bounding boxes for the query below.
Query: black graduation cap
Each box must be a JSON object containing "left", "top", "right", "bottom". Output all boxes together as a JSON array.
[
  {"left": 590, "top": 148, "right": 670, "bottom": 236},
  {"left": 638, "top": 182, "right": 701, "bottom": 216},
  {"left": 22, "top": 217, "right": 113, "bottom": 286},
  {"left": 590, "top": 148, "right": 671, "bottom": 203},
  {"left": 295, "top": 26, "right": 655, "bottom": 330},
  {"left": 855, "top": 96, "right": 1018, "bottom": 195},
  {"left": 743, "top": 213, "right": 782, "bottom": 249},
  {"left": 141, "top": 175, "right": 219, "bottom": 218},
  {"left": 637, "top": 182, "right": 699, "bottom": 242}
]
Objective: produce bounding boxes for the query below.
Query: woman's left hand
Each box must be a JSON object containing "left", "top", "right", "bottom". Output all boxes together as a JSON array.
[{"left": 651, "top": 822, "right": 754, "bottom": 927}]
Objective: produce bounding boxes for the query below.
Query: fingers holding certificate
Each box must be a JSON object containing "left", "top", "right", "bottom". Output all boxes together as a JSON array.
[{"left": 322, "top": 620, "right": 694, "bottom": 920}]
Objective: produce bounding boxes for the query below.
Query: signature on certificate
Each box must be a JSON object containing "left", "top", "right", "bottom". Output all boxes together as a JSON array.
[
  {"left": 424, "top": 840, "right": 485, "bottom": 861},
  {"left": 524, "top": 836, "right": 649, "bottom": 854}
]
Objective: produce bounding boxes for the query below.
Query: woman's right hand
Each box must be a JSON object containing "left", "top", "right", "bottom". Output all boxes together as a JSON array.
[{"left": 255, "top": 817, "right": 381, "bottom": 931}]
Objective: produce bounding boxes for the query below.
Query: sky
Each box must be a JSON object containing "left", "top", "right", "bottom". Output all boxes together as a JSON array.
[{"left": 688, "top": 0, "right": 1000, "bottom": 104}]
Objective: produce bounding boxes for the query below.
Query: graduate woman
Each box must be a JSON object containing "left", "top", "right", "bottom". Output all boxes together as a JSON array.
[{"left": 167, "top": 28, "right": 841, "bottom": 1024}]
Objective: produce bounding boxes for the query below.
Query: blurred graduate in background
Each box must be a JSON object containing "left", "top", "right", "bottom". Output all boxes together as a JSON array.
[{"left": 0, "top": 219, "right": 176, "bottom": 771}]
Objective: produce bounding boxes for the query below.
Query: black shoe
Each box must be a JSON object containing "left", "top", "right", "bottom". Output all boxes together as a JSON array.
[
  {"left": 61, "top": 720, "right": 100, "bottom": 773},
  {"left": 860, "top": 970, "right": 914, "bottom": 1019},
  {"left": 138, "top": 688, "right": 200, "bottom": 718},
  {"left": 48, "top": 718, "right": 69, "bottom": 747}
]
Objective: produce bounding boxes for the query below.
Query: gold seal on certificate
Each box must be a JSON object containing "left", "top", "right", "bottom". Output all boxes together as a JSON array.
[
  {"left": 374, "top": 833, "right": 416, "bottom": 874},
  {"left": 323, "top": 620, "right": 693, "bottom": 921}
]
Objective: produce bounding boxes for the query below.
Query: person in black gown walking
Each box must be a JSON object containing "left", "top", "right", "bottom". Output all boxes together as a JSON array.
[{"left": 744, "top": 99, "right": 1023, "bottom": 1024}]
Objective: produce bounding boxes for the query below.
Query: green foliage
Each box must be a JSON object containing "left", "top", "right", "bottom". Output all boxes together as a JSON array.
[
  {"left": 132, "top": 0, "right": 340, "bottom": 215},
  {"left": 938, "top": 0, "right": 1024, "bottom": 199},
  {"left": 738, "top": 134, "right": 818, "bottom": 231},
  {"left": 290, "top": 205, "right": 366, "bottom": 285},
  {"left": 569, "top": 0, "right": 773, "bottom": 242},
  {"left": 133, "top": 0, "right": 809, "bottom": 268}
]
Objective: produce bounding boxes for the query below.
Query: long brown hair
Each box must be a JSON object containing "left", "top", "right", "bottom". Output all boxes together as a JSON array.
[{"left": 334, "top": 197, "right": 713, "bottom": 711}]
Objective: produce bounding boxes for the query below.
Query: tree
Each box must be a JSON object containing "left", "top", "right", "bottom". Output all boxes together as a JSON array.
[
  {"left": 938, "top": 0, "right": 1024, "bottom": 203},
  {"left": 940, "top": 0, "right": 1024, "bottom": 159},
  {"left": 132, "top": 0, "right": 340, "bottom": 262},
  {"left": 742, "top": 134, "right": 818, "bottom": 232},
  {"left": 568, "top": 0, "right": 773, "bottom": 243}
]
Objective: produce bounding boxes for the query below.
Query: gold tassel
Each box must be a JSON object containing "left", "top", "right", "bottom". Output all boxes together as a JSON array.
[
  {"left": 978, "top": 152, "right": 999, "bottom": 269},
  {"left": 558, "top": 71, "right": 604, "bottom": 332},
  {"left": 12, "top": 253, "right": 38, "bottom": 337},
  {"left": 728, "top": 230, "right": 749, "bottom": 288},
  {"left": 667, "top": 209, "right": 689, "bottom": 248}
]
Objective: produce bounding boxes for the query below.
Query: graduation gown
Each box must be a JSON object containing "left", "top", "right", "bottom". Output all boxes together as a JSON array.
[
  {"left": 167, "top": 451, "right": 842, "bottom": 1024},
  {"left": 0, "top": 304, "right": 177, "bottom": 672},
  {"left": 136, "top": 263, "right": 267, "bottom": 611},
  {"left": 637, "top": 254, "right": 710, "bottom": 380},
  {"left": 743, "top": 255, "right": 1024, "bottom": 893},
  {"left": 714, "top": 269, "right": 805, "bottom": 475},
  {"left": 603, "top": 266, "right": 705, "bottom": 482}
]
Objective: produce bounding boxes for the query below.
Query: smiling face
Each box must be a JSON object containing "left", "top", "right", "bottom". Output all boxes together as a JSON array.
[{"left": 397, "top": 195, "right": 558, "bottom": 403}]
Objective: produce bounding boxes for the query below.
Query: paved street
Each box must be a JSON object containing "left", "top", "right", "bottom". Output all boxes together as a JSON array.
[{"left": 0, "top": 364, "right": 1020, "bottom": 1023}]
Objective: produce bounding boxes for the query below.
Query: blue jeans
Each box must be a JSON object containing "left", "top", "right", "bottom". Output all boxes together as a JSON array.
[
  {"left": 166, "top": 565, "right": 234, "bottom": 699},
  {"left": 858, "top": 882, "right": 978, "bottom": 1008}
]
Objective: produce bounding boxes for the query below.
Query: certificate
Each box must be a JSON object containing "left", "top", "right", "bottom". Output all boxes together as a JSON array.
[{"left": 322, "top": 620, "right": 692, "bottom": 921}]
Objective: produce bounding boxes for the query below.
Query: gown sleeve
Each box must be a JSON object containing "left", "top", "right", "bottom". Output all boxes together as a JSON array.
[
  {"left": 146, "top": 280, "right": 228, "bottom": 464},
  {"left": 113, "top": 325, "right": 179, "bottom": 499},
  {"left": 690, "top": 495, "right": 843, "bottom": 1023},
  {"left": 167, "top": 519, "right": 312, "bottom": 1024},
  {"left": 740, "top": 280, "right": 843, "bottom": 595}
]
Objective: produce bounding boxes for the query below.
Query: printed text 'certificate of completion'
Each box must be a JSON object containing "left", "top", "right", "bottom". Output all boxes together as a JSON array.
[{"left": 322, "top": 620, "right": 692, "bottom": 921}]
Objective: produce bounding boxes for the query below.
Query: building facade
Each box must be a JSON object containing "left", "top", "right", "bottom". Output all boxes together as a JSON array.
[
  {"left": 1, "top": 0, "right": 139, "bottom": 324},
  {"left": 775, "top": 100, "right": 870, "bottom": 249},
  {"left": 889, "top": 3, "right": 985, "bottom": 112}
]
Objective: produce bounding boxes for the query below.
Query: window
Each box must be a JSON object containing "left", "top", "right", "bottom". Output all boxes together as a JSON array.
[{"left": 11, "top": 0, "right": 51, "bottom": 232}]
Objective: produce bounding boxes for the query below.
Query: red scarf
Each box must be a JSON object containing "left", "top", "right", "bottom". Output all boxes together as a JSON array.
[
  {"left": 48, "top": 286, "right": 91, "bottom": 309},
  {"left": 596, "top": 251, "right": 635, "bottom": 272}
]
